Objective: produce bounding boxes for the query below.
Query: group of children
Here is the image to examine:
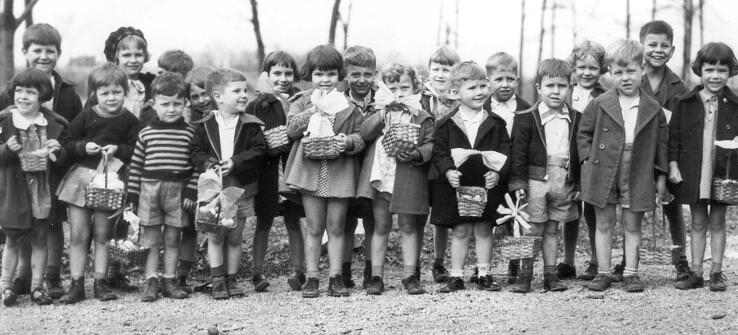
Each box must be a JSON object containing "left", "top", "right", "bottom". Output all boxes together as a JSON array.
[{"left": 1, "top": 18, "right": 737, "bottom": 307}]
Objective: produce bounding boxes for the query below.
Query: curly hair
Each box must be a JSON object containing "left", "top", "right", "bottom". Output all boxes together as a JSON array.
[{"left": 104, "top": 26, "right": 149, "bottom": 63}]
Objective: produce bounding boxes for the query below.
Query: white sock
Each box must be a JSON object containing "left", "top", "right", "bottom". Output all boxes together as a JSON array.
[
  {"left": 450, "top": 269, "right": 464, "bottom": 278},
  {"left": 477, "top": 264, "right": 489, "bottom": 277}
]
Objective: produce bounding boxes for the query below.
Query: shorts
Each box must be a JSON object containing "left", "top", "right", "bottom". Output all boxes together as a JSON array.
[
  {"left": 1, "top": 219, "right": 47, "bottom": 243},
  {"left": 56, "top": 165, "right": 96, "bottom": 208},
  {"left": 526, "top": 157, "right": 578, "bottom": 224},
  {"left": 207, "top": 216, "right": 246, "bottom": 244},
  {"left": 607, "top": 144, "right": 633, "bottom": 208},
  {"left": 138, "top": 179, "right": 187, "bottom": 228}
]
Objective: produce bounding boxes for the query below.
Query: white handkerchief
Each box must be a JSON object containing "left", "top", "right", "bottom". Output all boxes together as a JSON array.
[
  {"left": 305, "top": 112, "right": 336, "bottom": 138},
  {"left": 451, "top": 148, "right": 507, "bottom": 171},
  {"left": 311, "top": 89, "right": 349, "bottom": 116}
]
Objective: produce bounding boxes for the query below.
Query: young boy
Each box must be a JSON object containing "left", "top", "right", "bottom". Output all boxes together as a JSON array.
[
  {"left": 509, "top": 59, "right": 579, "bottom": 293},
  {"left": 139, "top": 49, "right": 196, "bottom": 125},
  {"left": 127, "top": 72, "right": 196, "bottom": 302},
  {"left": 342, "top": 45, "right": 377, "bottom": 289},
  {"left": 187, "top": 66, "right": 217, "bottom": 123},
  {"left": 421, "top": 46, "right": 460, "bottom": 283},
  {"left": 0, "top": 23, "right": 82, "bottom": 299},
  {"left": 636, "top": 20, "right": 690, "bottom": 281},
  {"left": 579, "top": 40, "right": 668, "bottom": 293},
  {"left": 192, "top": 68, "right": 266, "bottom": 299},
  {"left": 483, "top": 52, "right": 531, "bottom": 284}
]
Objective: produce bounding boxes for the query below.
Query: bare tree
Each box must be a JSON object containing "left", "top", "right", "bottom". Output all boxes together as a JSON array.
[
  {"left": 328, "top": 0, "right": 341, "bottom": 45},
  {"left": 518, "top": 0, "right": 526, "bottom": 97},
  {"left": 698, "top": 0, "right": 704, "bottom": 46},
  {"left": 535, "top": 0, "right": 548, "bottom": 100},
  {"left": 340, "top": 0, "right": 352, "bottom": 50},
  {"left": 550, "top": 0, "right": 556, "bottom": 57},
  {"left": 570, "top": 0, "right": 577, "bottom": 45},
  {"left": 626, "top": 0, "right": 631, "bottom": 38},
  {"left": 652, "top": 0, "right": 657, "bottom": 19},
  {"left": 682, "top": 0, "right": 694, "bottom": 80},
  {"left": 249, "top": 0, "right": 265, "bottom": 66},
  {"left": 0, "top": 0, "right": 39, "bottom": 85}
]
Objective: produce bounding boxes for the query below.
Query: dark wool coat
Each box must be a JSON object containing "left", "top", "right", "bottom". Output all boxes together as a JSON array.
[
  {"left": 356, "top": 107, "right": 435, "bottom": 215},
  {"left": 191, "top": 112, "right": 266, "bottom": 197},
  {"left": 577, "top": 89, "right": 668, "bottom": 211},
  {"left": 642, "top": 66, "right": 688, "bottom": 107},
  {"left": 668, "top": 86, "right": 738, "bottom": 204},
  {"left": 430, "top": 107, "right": 511, "bottom": 227},
  {"left": 0, "top": 108, "right": 68, "bottom": 230},
  {"left": 509, "top": 102, "right": 581, "bottom": 192}
]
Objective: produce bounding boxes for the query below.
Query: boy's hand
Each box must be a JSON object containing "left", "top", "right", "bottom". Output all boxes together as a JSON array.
[
  {"left": 484, "top": 170, "right": 500, "bottom": 189},
  {"left": 183, "top": 199, "right": 196, "bottom": 212},
  {"left": 6, "top": 135, "right": 21, "bottom": 152},
  {"left": 85, "top": 142, "right": 101, "bottom": 155},
  {"left": 220, "top": 159, "right": 234, "bottom": 175},
  {"left": 46, "top": 139, "right": 61, "bottom": 153},
  {"left": 335, "top": 133, "right": 349, "bottom": 152},
  {"left": 668, "top": 162, "right": 683, "bottom": 184},
  {"left": 445, "top": 169, "right": 462, "bottom": 188},
  {"left": 396, "top": 149, "right": 420, "bottom": 162},
  {"left": 515, "top": 189, "right": 527, "bottom": 201},
  {"left": 656, "top": 176, "right": 667, "bottom": 204},
  {"left": 101, "top": 144, "right": 118, "bottom": 157}
]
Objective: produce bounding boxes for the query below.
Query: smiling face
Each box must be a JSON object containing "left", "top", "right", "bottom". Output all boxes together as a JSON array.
[
  {"left": 23, "top": 43, "right": 58, "bottom": 74},
  {"left": 213, "top": 81, "right": 249, "bottom": 115},
  {"left": 14, "top": 86, "right": 41, "bottom": 115},
  {"left": 488, "top": 68, "right": 518, "bottom": 102},
  {"left": 573, "top": 55, "right": 602, "bottom": 89},
  {"left": 428, "top": 62, "right": 453, "bottom": 92},
  {"left": 95, "top": 84, "right": 126, "bottom": 114},
  {"left": 610, "top": 61, "right": 644, "bottom": 97},
  {"left": 345, "top": 65, "right": 376, "bottom": 98},
  {"left": 153, "top": 94, "right": 186, "bottom": 123},
  {"left": 267, "top": 64, "right": 295, "bottom": 95},
  {"left": 189, "top": 84, "right": 210, "bottom": 107},
  {"left": 385, "top": 74, "right": 415, "bottom": 99},
  {"left": 115, "top": 41, "right": 146, "bottom": 76},
  {"left": 642, "top": 33, "right": 675, "bottom": 69},
  {"left": 311, "top": 68, "right": 340, "bottom": 92},
  {"left": 536, "top": 76, "right": 571, "bottom": 109},
  {"left": 454, "top": 79, "right": 490, "bottom": 111},
  {"left": 700, "top": 62, "right": 731, "bottom": 94}
]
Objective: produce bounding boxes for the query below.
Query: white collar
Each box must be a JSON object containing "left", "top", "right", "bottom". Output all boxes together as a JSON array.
[
  {"left": 11, "top": 109, "right": 47, "bottom": 130},
  {"left": 618, "top": 94, "right": 640, "bottom": 110},
  {"left": 458, "top": 105, "right": 485, "bottom": 122},
  {"left": 538, "top": 103, "right": 571, "bottom": 125},
  {"left": 490, "top": 95, "right": 516, "bottom": 109}
]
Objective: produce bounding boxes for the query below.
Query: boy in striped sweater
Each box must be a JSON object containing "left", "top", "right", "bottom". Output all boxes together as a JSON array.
[{"left": 126, "top": 72, "right": 197, "bottom": 302}]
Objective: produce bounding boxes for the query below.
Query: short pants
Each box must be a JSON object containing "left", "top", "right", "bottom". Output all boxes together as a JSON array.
[{"left": 526, "top": 156, "right": 578, "bottom": 224}]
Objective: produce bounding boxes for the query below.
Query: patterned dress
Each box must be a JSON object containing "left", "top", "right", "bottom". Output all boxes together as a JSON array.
[{"left": 315, "top": 114, "right": 336, "bottom": 197}]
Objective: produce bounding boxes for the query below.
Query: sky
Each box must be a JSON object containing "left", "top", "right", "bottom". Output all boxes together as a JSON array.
[{"left": 15, "top": 0, "right": 738, "bottom": 81}]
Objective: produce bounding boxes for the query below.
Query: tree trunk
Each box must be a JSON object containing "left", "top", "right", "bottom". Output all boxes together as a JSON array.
[
  {"left": 550, "top": 0, "right": 555, "bottom": 58},
  {"left": 0, "top": 0, "right": 39, "bottom": 86},
  {"left": 341, "top": 0, "right": 352, "bottom": 50},
  {"left": 652, "top": 0, "right": 657, "bottom": 20},
  {"left": 682, "top": 0, "right": 693, "bottom": 80},
  {"left": 626, "top": 0, "right": 631, "bottom": 39},
  {"left": 328, "top": 0, "right": 341, "bottom": 46},
  {"left": 535, "top": 0, "right": 547, "bottom": 100},
  {"left": 518, "top": 0, "right": 526, "bottom": 97},
  {"left": 570, "top": 0, "right": 577, "bottom": 45},
  {"left": 249, "top": 0, "right": 265, "bottom": 66},
  {"left": 24, "top": 0, "right": 31, "bottom": 26},
  {"left": 698, "top": 0, "right": 704, "bottom": 46}
]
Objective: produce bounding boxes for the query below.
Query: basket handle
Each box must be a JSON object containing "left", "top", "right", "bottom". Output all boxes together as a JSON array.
[{"left": 724, "top": 149, "right": 734, "bottom": 179}]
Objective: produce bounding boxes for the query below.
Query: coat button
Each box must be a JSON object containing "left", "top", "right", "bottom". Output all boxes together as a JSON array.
[
  {"left": 593, "top": 159, "right": 600, "bottom": 164},
  {"left": 599, "top": 144, "right": 606, "bottom": 149}
]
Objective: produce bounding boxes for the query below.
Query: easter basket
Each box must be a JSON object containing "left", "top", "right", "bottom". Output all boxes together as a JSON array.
[
  {"left": 639, "top": 200, "right": 681, "bottom": 265},
  {"left": 107, "top": 207, "right": 149, "bottom": 267},
  {"left": 302, "top": 136, "right": 342, "bottom": 160},
  {"left": 712, "top": 148, "right": 738, "bottom": 205},
  {"left": 264, "top": 125, "right": 289, "bottom": 149},
  {"left": 18, "top": 150, "right": 48, "bottom": 172},
  {"left": 381, "top": 111, "right": 420, "bottom": 157},
  {"left": 456, "top": 186, "right": 487, "bottom": 217},
  {"left": 494, "top": 193, "right": 542, "bottom": 260},
  {"left": 195, "top": 168, "right": 245, "bottom": 233},
  {"left": 85, "top": 156, "right": 124, "bottom": 211}
]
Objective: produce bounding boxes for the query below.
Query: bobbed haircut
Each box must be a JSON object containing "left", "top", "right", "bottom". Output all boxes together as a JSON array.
[
  {"left": 535, "top": 58, "right": 572, "bottom": 84},
  {"left": 343, "top": 45, "right": 376, "bottom": 69},
  {"left": 261, "top": 50, "right": 298, "bottom": 74},
  {"left": 381, "top": 63, "right": 419, "bottom": 91},
  {"left": 158, "top": 50, "right": 194, "bottom": 77},
  {"left": 301, "top": 44, "right": 344, "bottom": 81},
  {"left": 606, "top": 39, "right": 644, "bottom": 68},
  {"left": 485, "top": 52, "right": 518, "bottom": 74},
  {"left": 152, "top": 71, "right": 188, "bottom": 98},
  {"left": 22, "top": 23, "right": 62, "bottom": 53},
  {"left": 205, "top": 68, "right": 247, "bottom": 95},
  {"left": 87, "top": 62, "right": 129, "bottom": 97},
  {"left": 568, "top": 40, "right": 607, "bottom": 74},
  {"left": 692, "top": 42, "right": 738, "bottom": 77},
  {"left": 639, "top": 20, "right": 674, "bottom": 44},
  {"left": 428, "top": 46, "right": 461, "bottom": 67},
  {"left": 9, "top": 68, "right": 53, "bottom": 103},
  {"left": 449, "top": 61, "right": 487, "bottom": 89},
  {"left": 104, "top": 26, "right": 149, "bottom": 63}
]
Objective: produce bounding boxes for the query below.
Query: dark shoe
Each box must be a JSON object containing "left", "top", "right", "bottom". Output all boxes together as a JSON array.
[
  {"left": 401, "top": 276, "right": 426, "bottom": 295},
  {"left": 161, "top": 278, "right": 189, "bottom": 299},
  {"left": 577, "top": 262, "right": 598, "bottom": 281},
  {"left": 210, "top": 276, "right": 229, "bottom": 300},
  {"left": 287, "top": 272, "right": 306, "bottom": 291},
  {"left": 622, "top": 275, "right": 645, "bottom": 292},
  {"left": 507, "top": 260, "right": 520, "bottom": 284},
  {"left": 588, "top": 274, "right": 613, "bottom": 291},
  {"left": 302, "top": 278, "right": 320, "bottom": 298},
  {"left": 469, "top": 267, "right": 479, "bottom": 284},
  {"left": 709, "top": 272, "right": 727, "bottom": 292},
  {"left": 177, "top": 275, "right": 193, "bottom": 294},
  {"left": 328, "top": 275, "right": 350, "bottom": 297},
  {"left": 12, "top": 276, "right": 30, "bottom": 295},
  {"left": 30, "top": 287, "right": 53, "bottom": 305},
  {"left": 477, "top": 275, "right": 502, "bottom": 291},
  {"left": 362, "top": 261, "right": 372, "bottom": 289},
  {"left": 227, "top": 275, "right": 246, "bottom": 297},
  {"left": 544, "top": 273, "right": 568, "bottom": 292},
  {"left": 510, "top": 275, "right": 532, "bottom": 293},
  {"left": 432, "top": 263, "right": 450, "bottom": 283},
  {"left": 45, "top": 277, "right": 65, "bottom": 300},
  {"left": 365, "top": 276, "right": 384, "bottom": 295},
  {"left": 556, "top": 263, "right": 577, "bottom": 280},
  {"left": 59, "top": 278, "right": 85, "bottom": 304},
  {"left": 2, "top": 288, "right": 17, "bottom": 307},
  {"left": 413, "top": 266, "right": 421, "bottom": 281},
  {"left": 675, "top": 271, "right": 704, "bottom": 290},
  {"left": 675, "top": 260, "right": 691, "bottom": 282},
  {"left": 611, "top": 263, "right": 625, "bottom": 282},
  {"left": 252, "top": 274, "right": 270, "bottom": 292},
  {"left": 140, "top": 277, "right": 160, "bottom": 302},
  {"left": 109, "top": 272, "right": 138, "bottom": 292},
  {"left": 439, "top": 277, "right": 465, "bottom": 293},
  {"left": 342, "top": 263, "right": 356, "bottom": 289},
  {"left": 94, "top": 279, "right": 118, "bottom": 301}
]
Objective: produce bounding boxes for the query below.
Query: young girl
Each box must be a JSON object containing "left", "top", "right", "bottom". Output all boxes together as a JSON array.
[
  {"left": 0, "top": 69, "right": 67, "bottom": 306},
  {"left": 284, "top": 45, "right": 365, "bottom": 298},
  {"left": 57, "top": 63, "right": 140, "bottom": 304},
  {"left": 357, "top": 64, "right": 433, "bottom": 295},
  {"left": 670, "top": 42, "right": 738, "bottom": 292},
  {"left": 103, "top": 26, "right": 156, "bottom": 119}
]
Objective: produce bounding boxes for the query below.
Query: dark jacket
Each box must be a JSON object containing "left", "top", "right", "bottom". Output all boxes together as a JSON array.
[
  {"left": 483, "top": 95, "right": 532, "bottom": 118},
  {"left": 642, "top": 66, "right": 688, "bottom": 107},
  {"left": 65, "top": 105, "right": 140, "bottom": 169},
  {"left": 509, "top": 102, "right": 581, "bottom": 192},
  {"left": 668, "top": 86, "right": 738, "bottom": 204},
  {"left": 191, "top": 112, "right": 266, "bottom": 196},
  {"left": 577, "top": 89, "right": 668, "bottom": 211},
  {"left": 430, "top": 107, "right": 511, "bottom": 226}
]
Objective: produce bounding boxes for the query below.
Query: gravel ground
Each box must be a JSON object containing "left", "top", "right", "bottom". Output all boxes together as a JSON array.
[{"left": 1, "top": 215, "right": 738, "bottom": 334}]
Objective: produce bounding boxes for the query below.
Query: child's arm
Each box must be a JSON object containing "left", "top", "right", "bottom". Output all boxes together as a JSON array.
[
  {"left": 65, "top": 111, "right": 90, "bottom": 159},
  {"left": 286, "top": 97, "right": 315, "bottom": 140},
  {"left": 431, "top": 122, "right": 457, "bottom": 183},
  {"left": 125, "top": 133, "right": 146, "bottom": 206},
  {"left": 182, "top": 171, "right": 198, "bottom": 211},
  {"left": 340, "top": 110, "right": 366, "bottom": 156},
  {"left": 359, "top": 110, "right": 385, "bottom": 142},
  {"left": 411, "top": 117, "right": 435, "bottom": 166},
  {"left": 49, "top": 124, "right": 70, "bottom": 167},
  {"left": 191, "top": 124, "right": 218, "bottom": 171},
  {"left": 509, "top": 114, "right": 530, "bottom": 192},
  {"left": 654, "top": 109, "right": 669, "bottom": 176},
  {"left": 576, "top": 100, "right": 597, "bottom": 163},
  {"left": 0, "top": 128, "right": 20, "bottom": 164},
  {"left": 667, "top": 102, "right": 683, "bottom": 183},
  {"left": 113, "top": 117, "right": 141, "bottom": 163},
  {"left": 230, "top": 123, "right": 267, "bottom": 174}
]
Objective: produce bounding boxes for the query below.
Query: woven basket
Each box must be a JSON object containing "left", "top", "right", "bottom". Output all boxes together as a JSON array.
[
  {"left": 303, "top": 136, "right": 341, "bottom": 160},
  {"left": 496, "top": 236, "right": 543, "bottom": 260},
  {"left": 86, "top": 188, "right": 124, "bottom": 211},
  {"left": 108, "top": 242, "right": 149, "bottom": 267},
  {"left": 18, "top": 151, "right": 48, "bottom": 172},
  {"left": 712, "top": 178, "right": 738, "bottom": 205},
  {"left": 264, "top": 125, "right": 289, "bottom": 149},
  {"left": 381, "top": 122, "right": 420, "bottom": 156},
  {"left": 639, "top": 247, "right": 675, "bottom": 265},
  {"left": 456, "top": 186, "right": 487, "bottom": 217}
]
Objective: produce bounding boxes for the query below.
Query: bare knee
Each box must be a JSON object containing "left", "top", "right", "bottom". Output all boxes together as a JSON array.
[
  {"left": 164, "top": 227, "right": 181, "bottom": 249},
  {"left": 452, "top": 224, "right": 472, "bottom": 240}
]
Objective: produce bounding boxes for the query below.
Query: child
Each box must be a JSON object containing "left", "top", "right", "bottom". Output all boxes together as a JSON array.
[
  {"left": 638, "top": 20, "right": 690, "bottom": 280},
  {"left": 509, "top": 59, "right": 580, "bottom": 293},
  {"left": 483, "top": 52, "right": 532, "bottom": 285},
  {"left": 421, "top": 46, "right": 461, "bottom": 283},
  {"left": 187, "top": 66, "right": 217, "bottom": 124},
  {"left": 431, "top": 61, "right": 510, "bottom": 293},
  {"left": 560, "top": 40, "right": 607, "bottom": 281},
  {"left": 670, "top": 42, "right": 738, "bottom": 292},
  {"left": 284, "top": 45, "right": 365, "bottom": 298},
  {"left": 192, "top": 68, "right": 265, "bottom": 300},
  {"left": 139, "top": 49, "right": 196, "bottom": 125},
  {"left": 57, "top": 63, "right": 140, "bottom": 304},
  {"left": 246, "top": 50, "right": 304, "bottom": 292},
  {"left": 103, "top": 26, "right": 156, "bottom": 119},
  {"left": 127, "top": 72, "right": 196, "bottom": 302},
  {"left": 0, "top": 69, "right": 67, "bottom": 306},
  {"left": 578, "top": 40, "right": 668, "bottom": 293},
  {"left": 342, "top": 45, "right": 377, "bottom": 289},
  {"left": 357, "top": 63, "right": 434, "bottom": 295},
  {"left": 0, "top": 23, "right": 83, "bottom": 299}
]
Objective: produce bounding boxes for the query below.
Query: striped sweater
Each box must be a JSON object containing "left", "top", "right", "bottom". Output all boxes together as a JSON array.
[{"left": 127, "top": 118, "right": 198, "bottom": 202}]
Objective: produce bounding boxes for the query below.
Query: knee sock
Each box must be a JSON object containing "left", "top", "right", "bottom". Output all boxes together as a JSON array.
[
  {"left": 210, "top": 265, "right": 225, "bottom": 279},
  {"left": 710, "top": 262, "right": 722, "bottom": 274},
  {"left": 403, "top": 265, "right": 415, "bottom": 279},
  {"left": 691, "top": 263, "right": 704, "bottom": 276},
  {"left": 449, "top": 268, "right": 463, "bottom": 278},
  {"left": 623, "top": 267, "right": 638, "bottom": 278},
  {"left": 477, "top": 264, "right": 489, "bottom": 277},
  {"left": 371, "top": 266, "right": 383, "bottom": 278},
  {"left": 543, "top": 265, "right": 556, "bottom": 275}
]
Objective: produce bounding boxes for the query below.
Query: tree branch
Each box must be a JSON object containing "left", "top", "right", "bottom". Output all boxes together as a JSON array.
[{"left": 15, "top": 0, "right": 39, "bottom": 29}]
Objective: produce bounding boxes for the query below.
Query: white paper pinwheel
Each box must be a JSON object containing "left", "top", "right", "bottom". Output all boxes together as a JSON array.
[{"left": 496, "top": 193, "right": 531, "bottom": 237}]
